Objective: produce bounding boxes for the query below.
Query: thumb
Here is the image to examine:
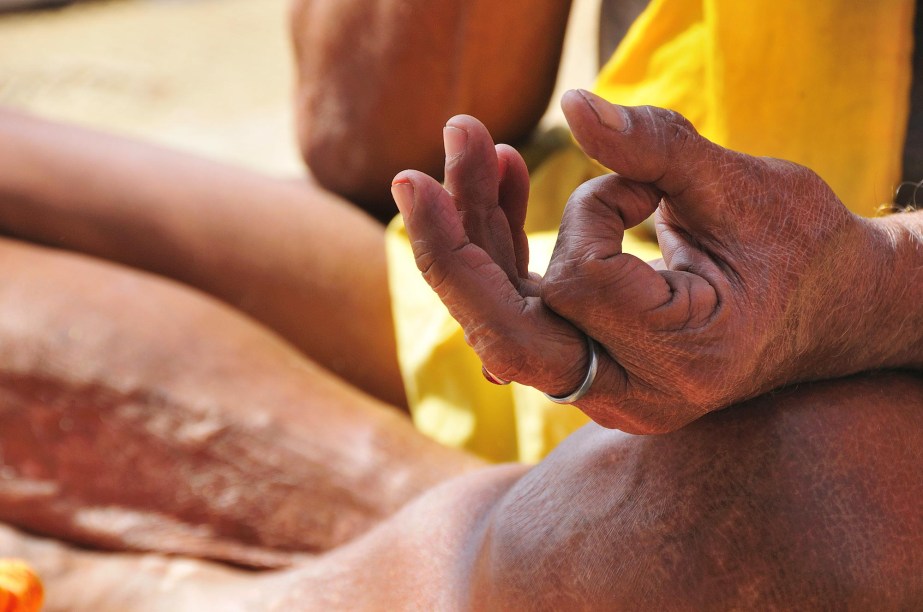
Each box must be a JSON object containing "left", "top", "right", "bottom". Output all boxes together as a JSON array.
[
  {"left": 561, "top": 89, "right": 737, "bottom": 232},
  {"left": 542, "top": 173, "right": 717, "bottom": 337}
]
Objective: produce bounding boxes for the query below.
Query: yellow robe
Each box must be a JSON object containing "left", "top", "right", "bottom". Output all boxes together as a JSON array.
[{"left": 386, "top": 0, "right": 914, "bottom": 463}]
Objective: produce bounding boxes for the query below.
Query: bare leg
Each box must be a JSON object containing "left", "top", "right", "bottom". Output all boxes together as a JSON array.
[
  {"left": 6, "top": 373, "right": 922, "bottom": 609},
  {"left": 0, "top": 237, "right": 480, "bottom": 566},
  {"left": 0, "top": 524, "right": 263, "bottom": 612},
  {"left": 0, "top": 109, "right": 405, "bottom": 407},
  {"left": 471, "top": 372, "right": 923, "bottom": 609}
]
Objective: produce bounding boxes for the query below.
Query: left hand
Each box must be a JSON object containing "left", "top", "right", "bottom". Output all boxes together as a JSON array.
[{"left": 391, "top": 115, "right": 592, "bottom": 397}]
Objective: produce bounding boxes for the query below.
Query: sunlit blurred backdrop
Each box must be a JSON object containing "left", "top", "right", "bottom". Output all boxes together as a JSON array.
[{"left": 0, "top": 0, "right": 599, "bottom": 178}]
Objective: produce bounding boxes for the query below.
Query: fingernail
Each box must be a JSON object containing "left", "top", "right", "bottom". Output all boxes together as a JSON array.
[
  {"left": 443, "top": 125, "right": 468, "bottom": 160},
  {"left": 576, "top": 89, "right": 629, "bottom": 132},
  {"left": 497, "top": 152, "right": 508, "bottom": 178},
  {"left": 391, "top": 179, "right": 414, "bottom": 217}
]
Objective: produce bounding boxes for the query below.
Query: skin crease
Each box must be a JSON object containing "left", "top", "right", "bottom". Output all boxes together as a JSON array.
[{"left": 0, "top": 0, "right": 922, "bottom": 608}]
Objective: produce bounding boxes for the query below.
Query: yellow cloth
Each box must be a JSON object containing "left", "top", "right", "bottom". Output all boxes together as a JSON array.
[
  {"left": 387, "top": 0, "right": 913, "bottom": 462},
  {"left": 0, "top": 561, "right": 43, "bottom": 612},
  {"left": 595, "top": 0, "right": 914, "bottom": 215}
]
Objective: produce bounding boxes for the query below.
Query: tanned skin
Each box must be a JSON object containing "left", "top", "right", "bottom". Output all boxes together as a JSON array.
[
  {"left": 5, "top": 372, "right": 923, "bottom": 610},
  {"left": 4, "top": 96, "right": 923, "bottom": 610},
  {"left": 1, "top": 0, "right": 922, "bottom": 608}
]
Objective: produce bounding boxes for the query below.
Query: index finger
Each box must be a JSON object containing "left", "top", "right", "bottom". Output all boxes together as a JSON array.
[
  {"left": 561, "top": 89, "right": 735, "bottom": 230},
  {"left": 391, "top": 170, "right": 585, "bottom": 390}
]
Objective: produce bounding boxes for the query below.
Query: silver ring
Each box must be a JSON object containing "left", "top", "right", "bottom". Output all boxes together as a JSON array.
[{"left": 543, "top": 335, "right": 598, "bottom": 404}]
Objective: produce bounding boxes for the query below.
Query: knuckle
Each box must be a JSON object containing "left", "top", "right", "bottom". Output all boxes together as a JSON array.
[
  {"left": 415, "top": 245, "right": 439, "bottom": 280},
  {"left": 665, "top": 113, "right": 696, "bottom": 157},
  {"left": 417, "top": 247, "right": 453, "bottom": 297},
  {"left": 417, "top": 239, "right": 470, "bottom": 292}
]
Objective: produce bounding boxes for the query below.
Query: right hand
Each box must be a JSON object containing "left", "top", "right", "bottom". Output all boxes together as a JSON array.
[
  {"left": 537, "top": 90, "right": 890, "bottom": 432},
  {"left": 393, "top": 92, "right": 892, "bottom": 435}
]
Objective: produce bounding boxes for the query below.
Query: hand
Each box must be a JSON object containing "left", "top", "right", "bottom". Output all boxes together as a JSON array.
[
  {"left": 391, "top": 115, "right": 591, "bottom": 397},
  {"left": 539, "top": 90, "right": 887, "bottom": 432},
  {"left": 393, "top": 93, "right": 886, "bottom": 434}
]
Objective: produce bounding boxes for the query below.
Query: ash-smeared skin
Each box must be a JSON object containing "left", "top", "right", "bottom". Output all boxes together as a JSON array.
[
  {"left": 5, "top": 372, "right": 923, "bottom": 610},
  {"left": 0, "top": 236, "right": 480, "bottom": 567},
  {"left": 395, "top": 91, "right": 902, "bottom": 434}
]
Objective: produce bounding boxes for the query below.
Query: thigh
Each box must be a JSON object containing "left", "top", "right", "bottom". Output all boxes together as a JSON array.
[
  {"left": 26, "top": 373, "right": 919, "bottom": 610},
  {"left": 0, "top": 237, "right": 479, "bottom": 566},
  {"left": 471, "top": 372, "right": 923, "bottom": 609}
]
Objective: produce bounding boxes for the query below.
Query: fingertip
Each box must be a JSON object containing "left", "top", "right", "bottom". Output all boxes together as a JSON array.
[
  {"left": 560, "top": 89, "right": 585, "bottom": 117},
  {"left": 495, "top": 143, "right": 527, "bottom": 177},
  {"left": 390, "top": 170, "right": 413, "bottom": 187},
  {"left": 445, "top": 114, "right": 484, "bottom": 133},
  {"left": 443, "top": 125, "right": 468, "bottom": 160},
  {"left": 564, "top": 89, "right": 630, "bottom": 133},
  {"left": 390, "top": 176, "right": 415, "bottom": 218},
  {"left": 445, "top": 114, "right": 471, "bottom": 126},
  {"left": 495, "top": 143, "right": 530, "bottom": 214},
  {"left": 391, "top": 170, "right": 444, "bottom": 219}
]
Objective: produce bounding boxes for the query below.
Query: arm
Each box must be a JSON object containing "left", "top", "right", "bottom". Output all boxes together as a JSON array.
[
  {"left": 0, "top": 109, "right": 404, "bottom": 406},
  {"left": 291, "top": 0, "right": 573, "bottom": 218}
]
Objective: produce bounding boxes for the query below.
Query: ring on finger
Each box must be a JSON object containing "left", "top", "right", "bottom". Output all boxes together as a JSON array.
[{"left": 543, "top": 335, "right": 599, "bottom": 404}]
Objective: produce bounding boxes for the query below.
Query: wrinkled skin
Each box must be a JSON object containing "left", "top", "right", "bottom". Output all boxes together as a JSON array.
[
  {"left": 1, "top": 93, "right": 921, "bottom": 610},
  {"left": 394, "top": 90, "right": 919, "bottom": 433}
]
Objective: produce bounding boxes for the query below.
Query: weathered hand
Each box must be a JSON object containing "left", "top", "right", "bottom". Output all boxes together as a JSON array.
[
  {"left": 537, "top": 90, "right": 888, "bottom": 432},
  {"left": 393, "top": 93, "right": 889, "bottom": 434},
  {"left": 391, "top": 115, "right": 591, "bottom": 397}
]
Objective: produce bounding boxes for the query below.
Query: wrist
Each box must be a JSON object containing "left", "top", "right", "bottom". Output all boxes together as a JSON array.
[
  {"left": 783, "top": 213, "right": 908, "bottom": 385},
  {"left": 862, "top": 211, "right": 923, "bottom": 371}
]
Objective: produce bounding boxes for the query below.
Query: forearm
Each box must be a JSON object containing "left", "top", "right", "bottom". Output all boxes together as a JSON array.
[
  {"left": 0, "top": 109, "right": 404, "bottom": 406},
  {"left": 290, "top": 0, "right": 572, "bottom": 215}
]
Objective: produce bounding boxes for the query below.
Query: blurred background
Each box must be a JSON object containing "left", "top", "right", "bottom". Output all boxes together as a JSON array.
[{"left": 0, "top": 0, "right": 600, "bottom": 177}]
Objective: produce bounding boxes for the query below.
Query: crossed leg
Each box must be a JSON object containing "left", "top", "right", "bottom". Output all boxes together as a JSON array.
[
  {"left": 4, "top": 372, "right": 922, "bottom": 610},
  {"left": 0, "top": 235, "right": 480, "bottom": 567},
  {"left": 0, "top": 109, "right": 406, "bottom": 408}
]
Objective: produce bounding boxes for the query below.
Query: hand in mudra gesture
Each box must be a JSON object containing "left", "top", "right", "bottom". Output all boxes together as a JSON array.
[{"left": 392, "top": 89, "right": 881, "bottom": 434}]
